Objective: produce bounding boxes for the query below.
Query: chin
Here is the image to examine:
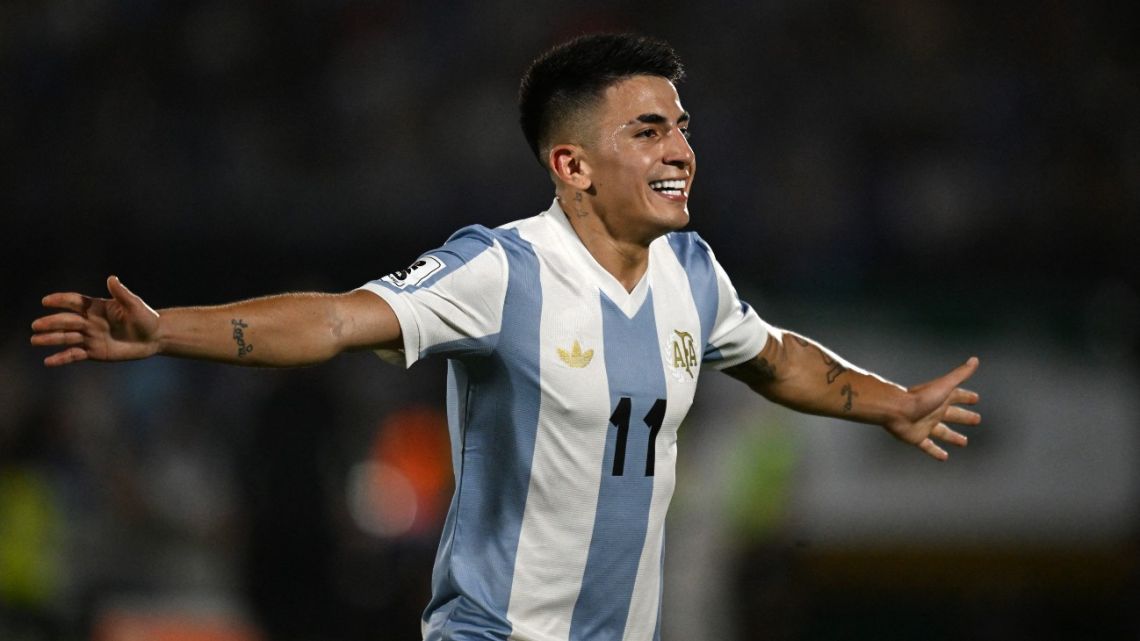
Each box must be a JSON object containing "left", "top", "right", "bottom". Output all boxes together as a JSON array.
[
  {"left": 643, "top": 210, "right": 689, "bottom": 241},
  {"left": 662, "top": 206, "right": 691, "bottom": 231}
]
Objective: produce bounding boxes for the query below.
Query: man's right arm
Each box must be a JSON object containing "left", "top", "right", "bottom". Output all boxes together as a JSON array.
[{"left": 31, "top": 276, "right": 401, "bottom": 367}]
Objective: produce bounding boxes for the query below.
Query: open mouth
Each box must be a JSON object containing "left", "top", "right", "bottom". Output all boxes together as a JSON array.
[{"left": 648, "top": 179, "right": 686, "bottom": 197}]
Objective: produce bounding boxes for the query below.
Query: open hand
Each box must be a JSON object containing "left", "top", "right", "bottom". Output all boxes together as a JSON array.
[
  {"left": 884, "top": 357, "right": 981, "bottom": 460},
  {"left": 30, "top": 276, "right": 160, "bottom": 366}
]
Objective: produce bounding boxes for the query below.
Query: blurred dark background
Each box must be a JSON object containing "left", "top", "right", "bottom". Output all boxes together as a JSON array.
[{"left": 2, "top": 1, "right": 1138, "bottom": 640}]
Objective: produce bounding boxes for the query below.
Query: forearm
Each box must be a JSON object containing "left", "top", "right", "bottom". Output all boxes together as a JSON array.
[
  {"left": 733, "top": 330, "right": 914, "bottom": 426},
  {"left": 157, "top": 293, "right": 349, "bottom": 367}
]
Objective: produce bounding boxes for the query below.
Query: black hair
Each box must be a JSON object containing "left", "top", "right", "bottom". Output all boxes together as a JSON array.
[{"left": 518, "top": 33, "right": 685, "bottom": 166}]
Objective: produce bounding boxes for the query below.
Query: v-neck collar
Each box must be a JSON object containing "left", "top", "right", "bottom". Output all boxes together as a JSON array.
[{"left": 544, "top": 199, "right": 653, "bottom": 318}]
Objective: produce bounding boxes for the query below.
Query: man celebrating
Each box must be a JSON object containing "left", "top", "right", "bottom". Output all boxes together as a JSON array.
[{"left": 31, "top": 33, "right": 980, "bottom": 641}]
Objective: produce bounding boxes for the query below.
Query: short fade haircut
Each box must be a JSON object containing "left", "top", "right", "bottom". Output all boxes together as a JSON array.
[{"left": 518, "top": 33, "right": 685, "bottom": 167}]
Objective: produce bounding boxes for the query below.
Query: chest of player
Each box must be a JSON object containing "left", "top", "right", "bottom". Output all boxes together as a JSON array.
[{"left": 530, "top": 280, "right": 703, "bottom": 443}]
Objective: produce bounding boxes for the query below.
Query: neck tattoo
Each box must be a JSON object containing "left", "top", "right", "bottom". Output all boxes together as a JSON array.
[{"left": 574, "top": 191, "right": 588, "bottom": 217}]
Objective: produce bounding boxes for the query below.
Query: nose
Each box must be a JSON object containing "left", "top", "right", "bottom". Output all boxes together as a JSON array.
[{"left": 664, "top": 128, "right": 694, "bottom": 169}]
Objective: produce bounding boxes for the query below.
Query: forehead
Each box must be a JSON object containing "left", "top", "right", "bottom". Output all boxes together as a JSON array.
[{"left": 596, "top": 75, "right": 685, "bottom": 124}]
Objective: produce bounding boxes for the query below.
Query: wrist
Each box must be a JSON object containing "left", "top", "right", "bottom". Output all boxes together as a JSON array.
[
  {"left": 879, "top": 383, "right": 916, "bottom": 429},
  {"left": 151, "top": 307, "right": 184, "bottom": 358},
  {"left": 854, "top": 375, "right": 911, "bottom": 427},
  {"left": 152, "top": 309, "right": 168, "bottom": 357}
]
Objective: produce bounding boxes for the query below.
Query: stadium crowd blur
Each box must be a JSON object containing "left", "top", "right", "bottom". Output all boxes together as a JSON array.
[{"left": 2, "top": 1, "right": 1138, "bottom": 640}]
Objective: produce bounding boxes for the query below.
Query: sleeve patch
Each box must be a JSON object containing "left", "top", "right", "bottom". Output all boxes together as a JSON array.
[{"left": 381, "top": 255, "right": 444, "bottom": 289}]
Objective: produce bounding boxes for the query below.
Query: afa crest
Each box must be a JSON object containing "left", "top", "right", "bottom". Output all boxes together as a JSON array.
[{"left": 665, "top": 329, "right": 699, "bottom": 381}]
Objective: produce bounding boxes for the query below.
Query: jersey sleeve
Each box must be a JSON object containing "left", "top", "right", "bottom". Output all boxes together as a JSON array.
[
  {"left": 667, "top": 231, "right": 772, "bottom": 371},
  {"left": 356, "top": 225, "right": 508, "bottom": 368},
  {"left": 703, "top": 252, "right": 771, "bottom": 370}
]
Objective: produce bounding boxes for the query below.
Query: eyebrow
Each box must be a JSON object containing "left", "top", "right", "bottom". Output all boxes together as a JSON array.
[{"left": 630, "top": 111, "right": 691, "bottom": 126}]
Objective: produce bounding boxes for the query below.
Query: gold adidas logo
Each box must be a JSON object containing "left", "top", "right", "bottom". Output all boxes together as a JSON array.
[{"left": 557, "top": 340, "right": 594, "bottom": 368}]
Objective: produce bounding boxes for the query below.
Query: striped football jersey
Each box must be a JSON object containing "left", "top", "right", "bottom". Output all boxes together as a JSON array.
[{"left": 359, "top": 200, "right": 770, "bottom": 641}]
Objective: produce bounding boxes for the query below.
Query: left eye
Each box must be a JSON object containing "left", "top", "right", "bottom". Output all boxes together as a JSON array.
[{"left": 680, "top": 127, "right": 691, "bottom": 139}]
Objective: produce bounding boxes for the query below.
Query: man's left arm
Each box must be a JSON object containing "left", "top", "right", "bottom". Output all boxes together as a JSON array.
[{"left": 722, "top": 331, "right": 981, "bottom": 460}]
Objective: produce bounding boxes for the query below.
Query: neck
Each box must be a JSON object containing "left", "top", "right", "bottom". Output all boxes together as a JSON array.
[{"left": 557, "top": 193, "right": 650, "bottom": 292}]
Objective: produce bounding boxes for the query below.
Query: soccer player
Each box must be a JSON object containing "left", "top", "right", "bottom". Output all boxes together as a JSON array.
[{"left": 31, "top": 33, "right": 980, "bottom": 641}]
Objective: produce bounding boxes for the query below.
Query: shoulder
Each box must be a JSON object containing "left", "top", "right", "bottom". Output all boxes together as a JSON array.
[
  {"left": 378, "top": 225, "right": 505, "bottom": 291},
  {"left": 429, "top": 223, "right": 535, "bottom": 269},
  {"left": 449, "top": 218, "right": 543, "bottom": 248},
  {"left": 440, "top": 224, "right": 502, "bottom": 257}
]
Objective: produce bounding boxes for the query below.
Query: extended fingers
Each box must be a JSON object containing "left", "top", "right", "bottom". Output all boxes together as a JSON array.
[
  {"left": 41, "top": 292, "right": 91, "bottom": 313},
  {"left": 31, "top": 312, "right": 88, "bottom": 333},
  {"left": 951, "top": 387, "right": 980, "bottom": 405},
  {"left": 43, "top": 347, "right": 89, "bottom": 367},
  {"left": 918, "top": 438, "right": 949, "bottom": 461},
  {"left": 30, "top": 330, "right": 86, "bottom": 347},
  {"left": 944, "top": 404, "right": 981, "bottom": 426},
  {"left": 931, "top": 421, "right": 968, "bottom": 447},
  {"left": 31, "top": 313, "right": 95, "bottom": 355}
]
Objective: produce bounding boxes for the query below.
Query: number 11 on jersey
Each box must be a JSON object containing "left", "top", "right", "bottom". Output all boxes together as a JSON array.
[{"left": 609, "top": 397, "right": 666, "bottom": 477}]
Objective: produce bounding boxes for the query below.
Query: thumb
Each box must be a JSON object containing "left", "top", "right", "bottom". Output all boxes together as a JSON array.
[
  {"left": 947, "top": 356, "right": 980, "bottom": 388},
  {"left": 106, "top": 275, "right": 141, "bottom": 309},
  {"left": 921, "top": 356, "right": 980, "bottom": 403}
]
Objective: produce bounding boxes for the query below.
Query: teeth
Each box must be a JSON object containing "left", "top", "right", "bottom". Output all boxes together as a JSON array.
[{"left": 649, "top": 179, "right": 685, "bottom": 192}]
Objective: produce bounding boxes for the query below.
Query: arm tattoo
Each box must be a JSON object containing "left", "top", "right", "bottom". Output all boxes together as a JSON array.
[
  {"left": 791, "top": 335, "right": 848, "bottom": 384},
  {"left": 824, "top": 355, "right": 848, "bottom": 384},
  {"left": 755, "top": 357, "right": 777, "bottom": 382},
  {"left": 840, "top": 383, "right": 857, "bottom": 412},
  {"left": 231, "top": 319, "right": 254, "bottom": 358}
]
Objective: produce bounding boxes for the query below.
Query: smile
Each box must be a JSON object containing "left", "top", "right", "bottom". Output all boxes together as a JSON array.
[{"left": 648, "top": 179, "right": 686, "bottom": 197}]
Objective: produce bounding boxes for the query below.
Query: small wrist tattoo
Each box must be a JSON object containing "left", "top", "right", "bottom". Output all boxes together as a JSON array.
[
  {"left": 231, "top": 319, "right": 253, "bottom": 358},
  {"left": 840, "top": 383, "right": 857, "bottom": 412}
]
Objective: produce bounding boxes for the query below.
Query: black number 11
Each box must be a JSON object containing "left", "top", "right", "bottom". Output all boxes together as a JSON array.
[{"left": 610, "top": 397, "right": 667, "bottom": 476}]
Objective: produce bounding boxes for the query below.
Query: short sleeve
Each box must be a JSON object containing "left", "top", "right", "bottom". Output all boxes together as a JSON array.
[
  {"left": 665, "top": 232, "right": 771, "bottom": 371},
  {"left": 356, "top": 225, "right": 508, "bottom": 368},
  {"left": 703, "top": 255, "right": 771, "bottom": 370}
]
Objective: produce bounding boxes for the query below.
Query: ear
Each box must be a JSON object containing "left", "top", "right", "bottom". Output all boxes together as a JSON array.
[{"left": 549, "top": 144, "right": 592, "bottom": 191}]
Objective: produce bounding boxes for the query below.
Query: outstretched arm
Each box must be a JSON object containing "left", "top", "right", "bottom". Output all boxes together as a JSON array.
[
  {"left": 723, "top": 330, "right": 981, "bottom": 460},
  {"left": 31, "top": 276, "right": 401, "bottom": 367}
]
